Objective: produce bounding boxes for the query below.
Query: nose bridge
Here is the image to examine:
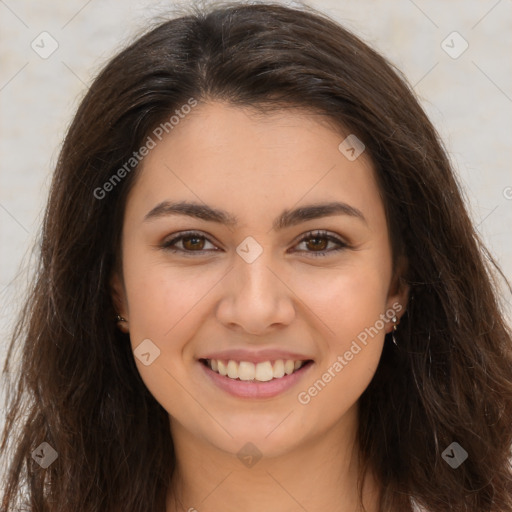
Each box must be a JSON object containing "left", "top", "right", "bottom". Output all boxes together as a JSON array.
[
  {"left": 240, "top": 249, "right": 277, "bottom": 293},
  {"left": 235, "top": 243, "right": 283, "bottom": 306},
  {"left": 217, "top": 239, "right": 295, "bottom": 333}
]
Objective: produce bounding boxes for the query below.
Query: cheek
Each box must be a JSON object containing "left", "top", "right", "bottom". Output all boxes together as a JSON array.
[
  {"left": 123, "top": 246, "right": 218, "bottom": 341},
  {"left": 122, "top": 255, "right": 229, "bottom": 405},
  {"left": 290, "top": 260, "right": 390, "bottom": 342},
  {"left": 291, "top": 264, "right": 389, "bottom": 416},
  {"left": 333, "top": 274, "right": 388, "bottom": 342},
  {"left": 121, "top": 257, "right": 216, "bottom": 416}
]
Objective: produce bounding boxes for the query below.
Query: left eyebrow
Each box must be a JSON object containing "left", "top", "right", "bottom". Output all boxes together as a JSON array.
[{"left": 143, "top": 200, "right": 367, "bottom": 230}]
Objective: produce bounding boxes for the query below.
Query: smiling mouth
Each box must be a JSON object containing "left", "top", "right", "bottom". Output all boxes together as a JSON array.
[{"left": 199, "top": 358, "right": 314, "bottom": 382}]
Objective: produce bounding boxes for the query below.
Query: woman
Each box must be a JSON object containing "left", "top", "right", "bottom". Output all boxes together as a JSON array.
[{"left": 1, "top": 2, "right": 511, "bottom": 511}]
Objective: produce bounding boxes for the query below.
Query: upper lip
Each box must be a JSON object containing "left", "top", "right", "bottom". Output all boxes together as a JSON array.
[{"left": 199, "top": 349, "right": 313, "bottom": 364}]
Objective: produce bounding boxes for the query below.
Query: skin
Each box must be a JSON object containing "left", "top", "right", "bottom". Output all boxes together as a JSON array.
[{"left": 111, "top": 101, "right": 409, "bottom": 512}]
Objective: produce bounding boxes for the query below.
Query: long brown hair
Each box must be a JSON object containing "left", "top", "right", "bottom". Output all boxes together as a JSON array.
[{"left": 1, "top": 2, "right": 511, "bottom": 511}]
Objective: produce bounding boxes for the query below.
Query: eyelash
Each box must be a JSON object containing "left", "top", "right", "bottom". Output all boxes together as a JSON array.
[{"left": 160, "top": 230, "right": 348, "bottom": 257}]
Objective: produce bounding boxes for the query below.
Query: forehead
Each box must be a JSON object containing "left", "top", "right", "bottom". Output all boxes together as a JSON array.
[{"left": 124, "top": 101, "right": 384, "bottom": 229}]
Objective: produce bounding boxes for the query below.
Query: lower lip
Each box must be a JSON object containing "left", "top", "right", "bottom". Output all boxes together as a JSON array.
[{"left": 199, "top": 360, "right": 314, "bottom": 399}]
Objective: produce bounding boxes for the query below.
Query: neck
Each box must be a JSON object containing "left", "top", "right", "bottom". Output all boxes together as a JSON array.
[{"left": 165, "top": 405, "right": 381, "bottom": 512}]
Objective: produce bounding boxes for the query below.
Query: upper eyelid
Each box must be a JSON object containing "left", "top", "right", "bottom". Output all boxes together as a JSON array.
[{"left": 163, "top": 230, "right": 220, "bottom": 249}]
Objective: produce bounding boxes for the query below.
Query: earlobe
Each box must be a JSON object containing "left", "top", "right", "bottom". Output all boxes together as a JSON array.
[
  {"left": 110, "top": 272, "right": 129, "bottom": 333},
  {"left": 385, "top": 276, "right": 410, "bottom": 334}
]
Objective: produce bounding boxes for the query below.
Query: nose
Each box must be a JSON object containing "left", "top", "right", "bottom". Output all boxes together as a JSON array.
[{"left": 215, "top": 250, "right": 296, "bottom": 336}]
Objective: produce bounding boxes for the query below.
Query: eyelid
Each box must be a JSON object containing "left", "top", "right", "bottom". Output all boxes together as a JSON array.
[
  {"left": 292, "top": 230, "right": 348, "bottom": 255},
  {"left": 161, "top": 230, "right": 220, "bottom": 253},
  {"left": 160, "top": 229, "right": 349, "bottom": 256}
]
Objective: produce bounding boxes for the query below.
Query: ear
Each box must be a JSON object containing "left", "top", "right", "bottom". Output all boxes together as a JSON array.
[
  {"left": 110, "top": 271, "right": 129, "bottom": 333},
  {"left": 384, "top": 258, "right": 410, "bottom": 333}
]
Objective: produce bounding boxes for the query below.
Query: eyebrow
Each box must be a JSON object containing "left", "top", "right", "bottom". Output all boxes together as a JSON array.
[{"left": 143, "top": 200, "right": 367, "bottom": 230}]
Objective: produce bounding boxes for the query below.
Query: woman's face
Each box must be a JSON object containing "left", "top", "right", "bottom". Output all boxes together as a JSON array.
[{"left": 112, "top": 101, "right": 406, "bottom": 457}]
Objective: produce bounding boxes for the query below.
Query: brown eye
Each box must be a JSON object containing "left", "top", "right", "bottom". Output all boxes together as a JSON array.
[
  {"left": 294, "top": 230, "right": 347, "bottom": 257},
  {"left": 304, "top": 236, "right": 328, "bottom": 252},
  {"left": 161, "top": 231, "right": 218, "bottom": 254},
  {"left": 181, "top": 235, "right": 206, "bottom": 251}
]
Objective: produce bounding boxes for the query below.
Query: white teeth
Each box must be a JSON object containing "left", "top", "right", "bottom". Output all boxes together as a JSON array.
[
  {"left": 217, "top": 360, "right": 228, "bottom": 376},
  {"left": 227, "top": 360, "right": 238, "bottom": 379},
  {"left": 238, "top": 361, "right": 255, "bottom": 381},
  {"left": 255, "top": 361, "right": 274, "bottom": 381},
  {"left": 273, "top": 359, "right": 285, "bottom": 378},
  {"left": 284, "top": 360, "right": 295, "bottom": 375},
  {"left": 206, "top": 358, "right": 307, "bottom": 381}
]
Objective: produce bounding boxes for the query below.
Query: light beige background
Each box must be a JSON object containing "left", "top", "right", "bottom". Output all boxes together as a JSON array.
[{"left": 1, "top": 0, "right": 511, "bottom": 418}]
